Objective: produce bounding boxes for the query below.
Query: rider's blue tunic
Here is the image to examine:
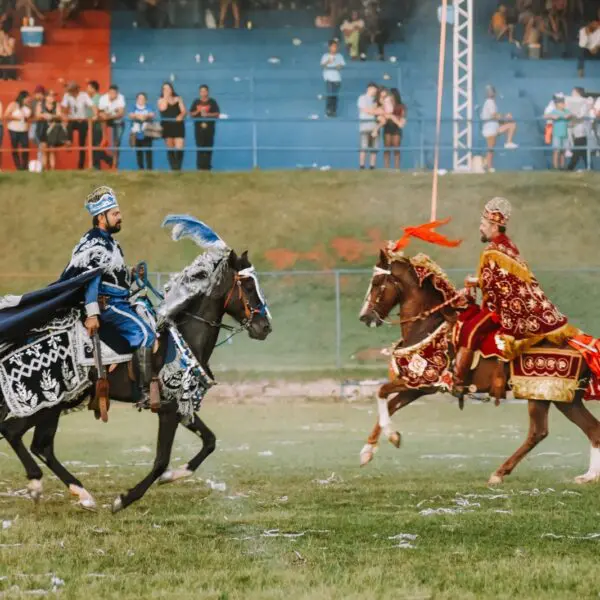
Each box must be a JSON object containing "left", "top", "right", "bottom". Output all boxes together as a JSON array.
[{"left": 61, "top": 228, "right": 155, "bottom": 352}]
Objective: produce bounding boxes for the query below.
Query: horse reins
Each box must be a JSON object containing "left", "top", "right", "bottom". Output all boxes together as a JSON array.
[
  {"left": 367, "top": 267, "right": 467, "bottom": 326},
  {"left": 180, "top": 271, "right": 264, "bottom": 345}
]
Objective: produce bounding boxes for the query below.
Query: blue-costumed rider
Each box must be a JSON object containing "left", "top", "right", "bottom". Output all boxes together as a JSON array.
[{"left": 61, "top": 186, "right": 160, "bottom": 407}]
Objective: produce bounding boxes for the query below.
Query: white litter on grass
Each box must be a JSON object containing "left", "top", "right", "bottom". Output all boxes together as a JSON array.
[
  {"left": 152, "top": 524, "right": 162, "bottom": 529},
  {"left": 420, "top": 505, "right": 474, "bottom": 516},
  {"left": 277, "top": 496, "right": 289, "bottom": 503},
  {"left": 91, "top": 527, "right": 108, "bottom": 535},
  {"left": 454, "top": 498, "right": 480, "bottom": 508},
  {"left": 542, "top": 532, "right": 600, "bottom": 541},
  {"left": 388, "top": 533, "right": 418, "bottom": 541},
  {"left": 262, "top": 529, "right": 305, "bottom": 538},
  {"left": 206, "top": 479, "right": 227, "bottom": 492},
  {"left": 2, "top": 520, "right": 12, "bottom": 530},
  {"left": 50, "top": 576, "right": 64, "bottom": 590},
  {"left": 494, "top": 510, "right": 513, "bottom": 515},
  {"left": 314, "top": 473, "right": 342, "bottom": 486},
  {"left": 421, "top": 454, "right": 470, "bottom": 460},
  {"left": 0, "top": 489, "right": 29, "bottom": 498},
  {"left": 94, "top": 549, "right": 105, "bottom": 556},
  {"left": 519, "top": 488, "right": 555, "bottom": 496},
  {"left": 125, "top": 446, "right": 152, "bottom": 454},
  {"left": 258, "top": 451, "right": 273, "bottom": 457},
  {"left": 562, "top": 490, "right": 582, "bottom": 497},
  {"left": 0, "top": 543, "right": 22, "bottom": 548},
  {"left": 457, "top": 492, "right": 509, "bottom": 500}
]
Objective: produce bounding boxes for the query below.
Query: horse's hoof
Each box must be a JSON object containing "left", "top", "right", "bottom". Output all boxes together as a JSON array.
[
  {"left": 388, "top": 431, "right": 401, "bottom": 449},
  {"left": 27, "top": 479, "right": 43, "bottom": 503},
  {"left": 111, "top": 496, "right": 124, "bottom": 514},
  {"left": 488, "top": 473, "right": 504, "bottom": 485},
  {"left": 158, "top": 465, "right": 193, "bottom": 485},
  {"left": 359, "top": 444, "right": 377, "bottom": 467},
  {"left": 78, "top": 492, "right": 97, "bottom": 512},
  {"left": 574, "top": 471, "right": 600, "bottom": 484}
]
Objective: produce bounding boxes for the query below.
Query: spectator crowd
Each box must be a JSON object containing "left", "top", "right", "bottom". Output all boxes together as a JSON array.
[{"left": 0, "top": 80, "right": 221, "bottom": 172}]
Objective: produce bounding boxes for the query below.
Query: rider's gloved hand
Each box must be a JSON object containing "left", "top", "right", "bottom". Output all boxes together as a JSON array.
[{"left": 85, "top": 316, "right": 100, "bottom": 337}]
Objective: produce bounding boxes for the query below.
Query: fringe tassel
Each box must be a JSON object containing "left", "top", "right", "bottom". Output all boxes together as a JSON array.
[
  {"left": 500, "top": 324, "right": 582, "bottom": 361},
  {"left": 477, "top": 250, "right": 533, "bottom": 284}
]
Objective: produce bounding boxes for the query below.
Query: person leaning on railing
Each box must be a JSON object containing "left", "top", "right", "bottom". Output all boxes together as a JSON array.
[
  {"left": 128, "top": 92, "right": 155, "bottom": 171},
  {"left": 36, "top": 89, "right": 65, "bottom": 171},
  {"left": 4, "top": 89, "right": 32, "bottom": 171},
  {"left": 86, "top": 80, "right": 113, "bottom": 170},
  {"left": 98, "top": 84, "right": 126, "bottom": 168},
  {"left": 60, "top": 81, "right": 93, "bottom": 170}
]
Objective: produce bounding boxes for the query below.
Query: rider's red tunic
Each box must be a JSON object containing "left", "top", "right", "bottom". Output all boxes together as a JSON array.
[{"left": 454, "top": 233, "right": 576, "bottom": 359}]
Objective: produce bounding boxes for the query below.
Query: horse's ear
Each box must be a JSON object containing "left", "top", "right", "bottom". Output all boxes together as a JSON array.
[
  {"left": 378, "top": 249, "right": 388, "bottom": 266},
  {"left": 240, "top": 250, "right": 250, "bottom": 268},
  {"left": 228, "top": 250, "right": 238, "bottom": 268}
]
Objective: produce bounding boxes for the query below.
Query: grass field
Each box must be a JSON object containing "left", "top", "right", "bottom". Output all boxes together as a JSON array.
[{"left": 2, "top": 399, "right": 600, "bottom": 599}]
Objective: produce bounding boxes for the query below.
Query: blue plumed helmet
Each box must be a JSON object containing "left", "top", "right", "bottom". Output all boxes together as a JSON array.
[{"left": 85, "top": 186, "right": 119, "bottom": 217}]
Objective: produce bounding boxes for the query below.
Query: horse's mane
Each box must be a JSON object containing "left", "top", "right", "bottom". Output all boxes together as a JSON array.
[
  {"left": 409, "top": 253, "right": 457, "bottom": 299},
  {"left": 159, "top": 250, "right": 230, "bottom": 321}
]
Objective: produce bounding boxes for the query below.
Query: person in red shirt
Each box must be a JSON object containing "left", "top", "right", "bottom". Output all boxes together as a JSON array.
[{"left": 189, "top": 84, "right": 220, "bottom": 171}]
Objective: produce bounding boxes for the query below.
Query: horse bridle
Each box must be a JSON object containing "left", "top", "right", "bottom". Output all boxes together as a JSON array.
[
  {"left": 366, "top": 264, "right": 465, "bottom": 326},
  {"left": 363, "top": 266, "right": 403, "bottom": 325},
  {"left": 181, "top": 267, "right": 268, "bottom": 334}
]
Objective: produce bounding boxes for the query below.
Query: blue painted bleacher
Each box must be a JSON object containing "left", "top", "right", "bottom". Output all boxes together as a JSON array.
[{"left": 110, "top": 0, "right": 600, "bottom": 171}]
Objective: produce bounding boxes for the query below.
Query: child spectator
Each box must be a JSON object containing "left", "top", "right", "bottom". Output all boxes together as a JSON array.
[{"left": 547, "top": 95, "right": 572, "bottom": 169}]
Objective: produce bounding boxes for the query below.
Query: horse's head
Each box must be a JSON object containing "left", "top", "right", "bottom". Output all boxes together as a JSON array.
[
  {"left": 160, "top": 215, "right": 272, "bottom": 343},
  {"left": 222, "top": 249, "right": 272, "bottom": 340},
  {"left": 359, "top": 249, "right": 415, "bottom": 328}
]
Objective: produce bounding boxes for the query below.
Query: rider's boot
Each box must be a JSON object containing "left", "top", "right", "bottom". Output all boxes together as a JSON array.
[
  {"left": 134, "top": 346, "right": 161, "bottom": 412},
  {"left": 452, "top": 346, "right": 474, "bottom": 398}
]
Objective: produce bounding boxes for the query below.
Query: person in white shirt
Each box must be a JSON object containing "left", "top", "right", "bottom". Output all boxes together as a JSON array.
[
  {"left": 320, "top": 39, "right": 345, "bottom": 117},
  {"left": 480, "top": 85, "right": 518, "bottom": 172},
  {"left": 61, "top": 81, "right": 93, "bottom": 169},
  {"left": 357, "top": 82, "right": 382, "bottom": 169},
  {"left": 4, "top": 90, "right": 32, "bottom": 170},
  {"left": 567, "top": 87, "right": 591, "bottom": 170},
  {"left": 340, "top": 10, "right": 364, "bottom": 60},
  {"left": 99, "top": 84, "right": 126, "bottom": 168},
  {"left": 577, "top": 19, "right": 600, "bottom": 77}
]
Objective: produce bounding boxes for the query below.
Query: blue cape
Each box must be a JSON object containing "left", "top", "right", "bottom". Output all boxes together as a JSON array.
[{"left": 0, "top": 269, "right": 101, "bottom": 342}]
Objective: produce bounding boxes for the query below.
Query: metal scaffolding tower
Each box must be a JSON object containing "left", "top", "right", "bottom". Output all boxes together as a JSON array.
[{"left": 452, "top": 0, "right": 474, "bottom": 171}]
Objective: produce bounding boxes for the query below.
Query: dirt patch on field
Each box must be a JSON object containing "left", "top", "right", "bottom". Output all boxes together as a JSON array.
[{"left": 208, "top": 378, "right": 385, "bottom": 403}]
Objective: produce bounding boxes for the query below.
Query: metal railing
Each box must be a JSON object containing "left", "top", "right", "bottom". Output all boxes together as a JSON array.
[{"left": 0, "top": 115, "right": 598, "bottom": 171}]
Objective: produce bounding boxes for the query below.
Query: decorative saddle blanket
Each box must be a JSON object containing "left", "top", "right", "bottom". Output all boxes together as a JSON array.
[
  {"left": 389, "top": 325, "right": 593, "bottom": 403},
  {"left": 0, "top": 307, "right": 211, "bottom": 422},
  {"left": 510, "top": 346, "right": 586, "bottom": 403},
  {"left": 390, "top": 322, "right": 453, "bottom": 391}
]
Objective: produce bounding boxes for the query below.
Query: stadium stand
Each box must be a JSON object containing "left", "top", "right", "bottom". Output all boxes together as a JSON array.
[{"left": 2, "top": 0, "right": 600, "bottom": 172}]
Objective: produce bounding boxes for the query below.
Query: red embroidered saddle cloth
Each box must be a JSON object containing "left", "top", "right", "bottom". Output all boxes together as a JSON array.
[{"left": 510, "top": 346, "right": 588, "bottom": 403}]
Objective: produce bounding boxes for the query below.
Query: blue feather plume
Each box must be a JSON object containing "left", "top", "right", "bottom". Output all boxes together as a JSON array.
[{"left": 161, "top": 215, "right": 228, "bottom": 250}]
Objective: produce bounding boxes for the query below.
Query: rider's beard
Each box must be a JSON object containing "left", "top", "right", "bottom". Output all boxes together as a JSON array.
[{"left": 107, "top": 221, "right": 122, "bottom": 234}]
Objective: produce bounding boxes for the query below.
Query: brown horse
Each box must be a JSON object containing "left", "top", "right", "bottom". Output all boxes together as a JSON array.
[{"left": 358, "top": 249, "right": 600, "bottom": 485}]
